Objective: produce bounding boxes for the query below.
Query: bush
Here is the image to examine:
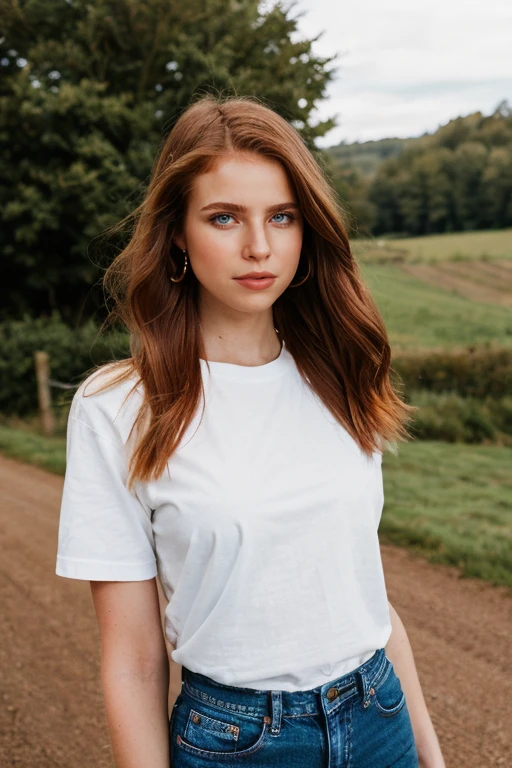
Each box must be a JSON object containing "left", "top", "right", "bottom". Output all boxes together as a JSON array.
[
  {"left": 0, "top": 311, "right": 130, "bottom": 415},
  {"left": 487, "top": 396, "right": 512, "bottom": 436},
  {"left": 392, "top": 345, "right": 512, "bottom": 398},
  {"left": 408, "top": 389, "right": 512, "bottom": 444}
]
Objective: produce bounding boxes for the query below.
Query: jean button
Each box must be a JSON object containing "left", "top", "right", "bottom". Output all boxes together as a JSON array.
[{"left": 326, "top": 687, "right": 338, "bottom": 700}]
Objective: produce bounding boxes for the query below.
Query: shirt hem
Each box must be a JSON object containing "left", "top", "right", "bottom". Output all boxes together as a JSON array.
[{"left": 55, "top": 555, "right": 158, "bottom": 581}]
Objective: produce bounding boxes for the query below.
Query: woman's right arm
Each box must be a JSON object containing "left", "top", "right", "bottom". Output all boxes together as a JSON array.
[{"left": 90, "top": 578, "right": 170, "bottom": 768}]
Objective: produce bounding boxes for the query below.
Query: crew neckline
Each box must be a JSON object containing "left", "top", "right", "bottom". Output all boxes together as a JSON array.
[{"left": 199, "top": 340, "right": 291, "bottom": 380}]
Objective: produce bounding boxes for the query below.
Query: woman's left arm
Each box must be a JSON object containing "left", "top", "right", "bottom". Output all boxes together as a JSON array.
[{"left": 385, "top": 601, "right": 446, "bottom": 768}]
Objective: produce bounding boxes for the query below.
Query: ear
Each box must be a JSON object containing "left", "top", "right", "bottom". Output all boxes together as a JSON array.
[{"left": 173, "top": 235, "right": 186, "bottom": 251}]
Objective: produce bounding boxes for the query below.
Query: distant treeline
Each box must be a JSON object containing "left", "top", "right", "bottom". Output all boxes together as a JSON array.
[{"left": 324, "top": 101, "right": 512, "bottom": 237}]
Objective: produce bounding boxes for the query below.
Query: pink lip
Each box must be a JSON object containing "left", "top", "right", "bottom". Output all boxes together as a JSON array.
[
  {"left": 234, "top": 277, "right": 276, "bottom": 290},
  {"left": 235, "top": 272, "right": 276, "bottom": 279}
]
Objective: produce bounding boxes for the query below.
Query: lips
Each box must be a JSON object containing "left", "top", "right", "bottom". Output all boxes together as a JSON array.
[
  {"left": 235, "top": 274, "right": 276, "bottom": 279},
  {"left": 233, "top": 275, "right": 276, "bottom": 290}
]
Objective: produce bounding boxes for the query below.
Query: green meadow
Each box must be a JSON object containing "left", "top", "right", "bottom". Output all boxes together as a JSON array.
[
  {"left": 0, "top": 423, "right": 66, "bottom": 475},
  {"left": 380, "top": 441, "right": 511, "bottom": 588},
  {"left": 354, "top": 227, "right": 512, "bottom": 264},
  {"left": 360, "top": 262, "right": 512, "bottom": 350}
]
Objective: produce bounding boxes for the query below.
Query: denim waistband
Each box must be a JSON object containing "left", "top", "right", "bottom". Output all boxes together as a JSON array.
[{"left": 180, "top": 648, "right": 388, "bottom": 723}]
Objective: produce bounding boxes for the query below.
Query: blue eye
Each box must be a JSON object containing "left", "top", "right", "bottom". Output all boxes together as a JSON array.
[
  {"left": 209, "top": 212, "right": 296, "bottom": 228},
  {"left": 213, "top": 213, "right": 234, "bottom": 226}
]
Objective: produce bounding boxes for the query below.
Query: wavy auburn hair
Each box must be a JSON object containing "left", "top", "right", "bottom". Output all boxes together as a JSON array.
[{"left": 83, "top": 93, "right": 415, "bottom": 491}]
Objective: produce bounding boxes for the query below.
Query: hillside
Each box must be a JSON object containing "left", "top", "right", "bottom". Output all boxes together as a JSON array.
[
  {"left": 324, "top": 136, "right": 416, "bottom": 178},
  {"left": 321, "top": 101, "right": 512, "bottom": 237}
]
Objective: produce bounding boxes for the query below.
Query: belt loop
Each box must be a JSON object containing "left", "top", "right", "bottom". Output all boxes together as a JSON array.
[
  {"left": 358, "top": 648, "right": 385, "bottom": 709},
  {"left": 268, "top": 690, "right": 282, "bottom": 735},
  {"left": 357, "top": 666, "right": 371, "bottom": 709}
]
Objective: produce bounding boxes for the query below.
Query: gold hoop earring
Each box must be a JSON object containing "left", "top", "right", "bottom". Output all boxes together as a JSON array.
[
  {"left": 170, "top": 249, "right": 188, "bottom": 283},
  {"left": 288, "top": 257, "right": 311, "bottom": 288}
]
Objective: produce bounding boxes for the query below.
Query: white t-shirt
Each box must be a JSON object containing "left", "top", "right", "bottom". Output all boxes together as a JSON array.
[{"left": 56, "top": 340, "right": 392, "bottom": 692}]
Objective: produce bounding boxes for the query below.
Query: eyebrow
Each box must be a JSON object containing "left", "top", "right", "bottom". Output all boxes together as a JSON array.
[{"left": 200, "top": 202, "right": 300, "bottom": 214}]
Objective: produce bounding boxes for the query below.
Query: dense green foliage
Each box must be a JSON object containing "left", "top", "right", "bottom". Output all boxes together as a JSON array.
[
  {"left": 407, "top": 390, "right": 512, "bottom": 445},
  {"left": 0, "top": 312, "right": 129, "bottom": 414},
  {"left": 0, "top": 0, "right": 337, "bottom": 321},
  {"left": 369, "top": 102, "right": 512, "bottom": 235},
  {"left": 392, "top": 346, "right": 512, "bottom": 398},
  {"left": 326, "top": 137, "right": 410, "bottom": 179},
  {"left": 408, "top": 390, "right": 512, "bottom": 448},
  {"left": 323, "top": 102, "right": 512, "bottom": 237}
]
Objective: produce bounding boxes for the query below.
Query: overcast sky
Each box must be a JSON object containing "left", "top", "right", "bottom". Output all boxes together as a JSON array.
[{"left": 288, "top": 0, "right": 512, "bottom": 147}]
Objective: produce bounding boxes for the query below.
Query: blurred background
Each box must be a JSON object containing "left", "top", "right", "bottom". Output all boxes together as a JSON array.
[{"left": 0, "top": 1, "right": 510, "bottom": 766}]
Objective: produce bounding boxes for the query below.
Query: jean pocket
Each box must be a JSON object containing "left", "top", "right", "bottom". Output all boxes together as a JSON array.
[
  {"left": 372, "top": 657, "right": 407, "bottom": 718},
  {"left": 174, "top": 691, "right": 269, "bottom": 761}
]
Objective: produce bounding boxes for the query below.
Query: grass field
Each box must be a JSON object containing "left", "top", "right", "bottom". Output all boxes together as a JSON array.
[
  {"left": 353, "top": 227, "right": 512, "bottom": 264},
  {"left": 361, "top": 262, "right": 512, "bottom": 350},
  {"left": 0, "top": 424, "right": 66, "bottom": 475},
  {"left": 398, "top": 260, "right": 512, "bottom": 308},
  {"left": 354, "top": 228, "right": 512, "bottom": 324},
  {"left": 380, "top": 440, "right": 512, "bottom": 589}
]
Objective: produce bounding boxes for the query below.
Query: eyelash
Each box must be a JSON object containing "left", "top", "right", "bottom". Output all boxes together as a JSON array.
[{"left": 208, "top": 212, "right": 297, "bottom": 229}]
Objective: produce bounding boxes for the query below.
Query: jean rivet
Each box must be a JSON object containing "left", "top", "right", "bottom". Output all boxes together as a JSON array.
[
  {"left": 363, "top": 700, "right": 370, "bottom": 708},
  {"left": 370, "top": 687, "right": 375, "bottom": 695}
]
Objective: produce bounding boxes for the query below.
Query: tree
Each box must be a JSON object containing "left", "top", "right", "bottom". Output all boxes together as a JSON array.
[
  {"left": 0, "top": 0, "right": 338, "bottom": 321},
  {"left": 482, "top": 147, "right": 512, "bottom": 227},
  {"left": 365, "top": 104, "right": 512, "bottom": 236}
]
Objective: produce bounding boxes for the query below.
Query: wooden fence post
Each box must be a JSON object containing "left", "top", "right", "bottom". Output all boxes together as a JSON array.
[{"left": 35, "top": 351, "right": 55, "bottom": 436}]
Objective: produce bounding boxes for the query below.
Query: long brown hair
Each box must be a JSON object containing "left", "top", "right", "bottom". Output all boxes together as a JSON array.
[{"left": 82, "top": 93, "right": 416, "bottom": 490}]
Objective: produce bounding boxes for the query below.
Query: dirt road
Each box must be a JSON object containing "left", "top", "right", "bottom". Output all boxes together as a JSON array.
[{"left": 0, "top": 453, "right": 510, "bottom": 767}]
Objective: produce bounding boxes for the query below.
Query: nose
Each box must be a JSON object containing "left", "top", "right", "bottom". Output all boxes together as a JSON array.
[{"left": 243, "top": 222, "right": 271, "bottom": 260}]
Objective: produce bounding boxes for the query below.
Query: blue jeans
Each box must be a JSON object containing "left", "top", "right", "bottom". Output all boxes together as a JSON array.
[{"left": 169, "top": 647, "right": 420, "bottom": 767}]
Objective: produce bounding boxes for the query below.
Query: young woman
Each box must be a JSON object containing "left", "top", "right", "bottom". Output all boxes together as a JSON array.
[{"left": 55, "top": 94, "right": 445, "bottom": 767}]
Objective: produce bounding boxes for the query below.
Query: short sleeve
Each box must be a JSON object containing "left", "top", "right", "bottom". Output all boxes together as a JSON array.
[{"left": 56, "top": 390, "right": 158, "bottom": 582}]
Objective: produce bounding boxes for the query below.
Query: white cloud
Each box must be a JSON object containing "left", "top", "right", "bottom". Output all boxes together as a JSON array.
[{"left": 290, "top": 0, "right": 512, "bottom": 145}]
